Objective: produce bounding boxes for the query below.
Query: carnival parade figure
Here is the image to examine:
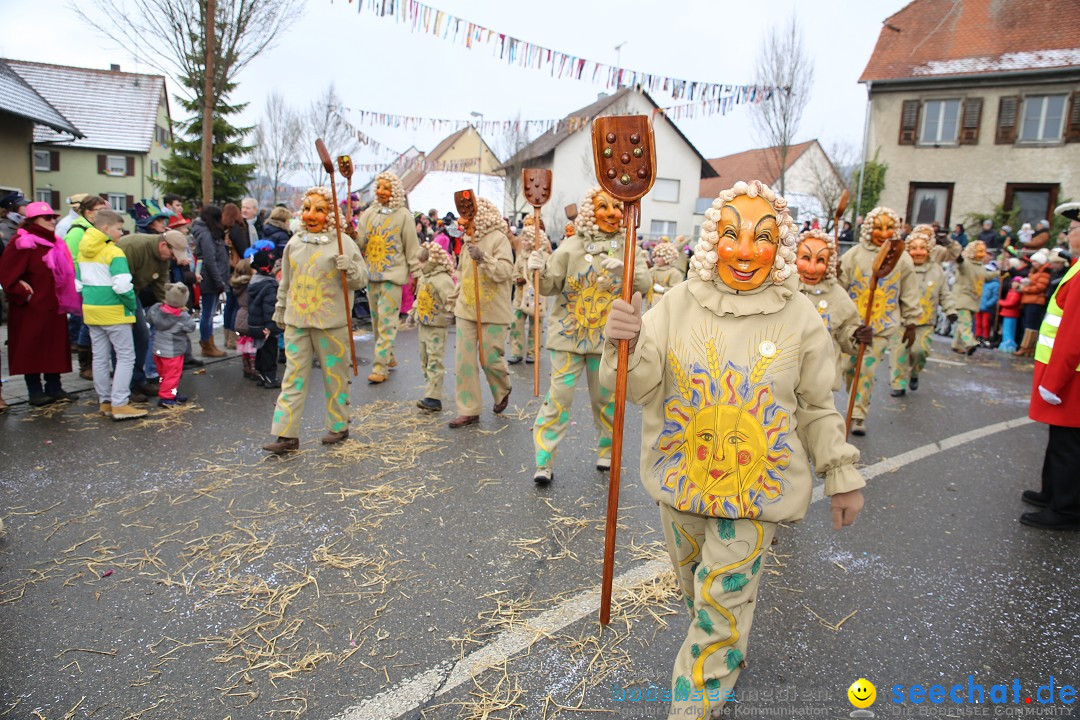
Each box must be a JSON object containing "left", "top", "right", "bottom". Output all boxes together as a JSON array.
[
  {"left": 528, "top": 186, "right": 651, "bottom": 484},
  {"left": 649, "top": 240, "right": 684, "bottom": 306},
  {"left": 449, "top": 196, "right": 514, "bottom": 428},
  {"left": 838, "top": 206, "right": 921, "bottom": 435},
  {"left": 897, "top": 224, "right": 956, "bottom": 392},
  {"left": 263, "top": 187, "right": 368, "bottom": 454},
  {"left": 950, "top": 239, "right": 998, "bottom": 357},
  {"left": 508, "top": 218, "right": 551, "bottom": 365},
  {"left": 414, "top": 241, "right": 458, "bottom": 412},
  {"left": 602, "top": 180, "right": 865, "bottom": 719},
  {"left": 795, "top": 228, "right": 871, "bottom": 390},
  {"left": 356, "top": 171, "right": 420, "bottom": 384}
]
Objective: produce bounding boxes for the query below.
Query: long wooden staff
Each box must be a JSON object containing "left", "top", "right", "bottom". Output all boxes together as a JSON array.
[
  {"left": 454, "top": 190, "right": 483, "bottom": 365},
  {"left": 338, "top": 155, "right": 354, "bottom": 230},
  {"left": 523, "top": 169, "right": 553, "bottom": 397},
  {"left": 833, "top": 189, "right": 850, "bottom": 249},
  {"left": 591, "top": 116, "right": 656, "bottom": 626},
  {"left": 844, "top": 237, "right": 904, "bottom": 437},
  {"left": 315, "top": 138, "right": 358, "bottom": 377}
]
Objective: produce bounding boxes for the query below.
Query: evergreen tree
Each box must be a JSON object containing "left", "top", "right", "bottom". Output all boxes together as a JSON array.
[{"left": 157, "top": 79, "right": 255, "bottom": 204}]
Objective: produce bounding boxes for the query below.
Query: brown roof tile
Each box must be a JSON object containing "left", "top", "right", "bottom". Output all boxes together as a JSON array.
[
  {"left": 699, "top": 140, "right": 816, "bottom": 200},
  {"left": 860, "top": 0, "right": 1080, "bottom": 83}
]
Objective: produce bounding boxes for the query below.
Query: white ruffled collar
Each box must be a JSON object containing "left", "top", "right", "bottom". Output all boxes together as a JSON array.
[{"left": 687, "top": 273, "right": 798, "bottom": 317}]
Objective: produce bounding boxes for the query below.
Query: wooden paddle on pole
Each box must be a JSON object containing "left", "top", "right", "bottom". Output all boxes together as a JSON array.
[
  {"left": 454, "top": 189, "right": 484, "bottom": 365},
  {"left": 591, "top": 115, "right": 656, "bottom": 626},
  {"left": 338, "top": 155, "right": 355, "bottom": 230},
  {"left": 833, "top": 189, "right": 850, "bottom": 248},
  {"left": 315, "top": 138, "right": 358, "bottom": 377},
  {"left": 523, "top": 168, "right": 552, "bottom": 397},
  {"left": 565, "top": 204, "right": 578, "bottom": 222},
  {"left": 844, "top": 236, "right": 905, "bottom": 437}
]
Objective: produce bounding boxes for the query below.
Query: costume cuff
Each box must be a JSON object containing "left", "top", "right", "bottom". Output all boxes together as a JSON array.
[{"left": 823, "top": 462, "right": 866, "bottom": 496}]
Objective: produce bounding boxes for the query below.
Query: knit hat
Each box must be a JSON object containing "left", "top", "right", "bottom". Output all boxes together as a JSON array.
[
  {"left": 252, "top": 250, "right": 274, "bottom": 273},
  {"left": 1030, "top": 250, "right": 1049, "bottom": 266},
  {"left": 165, "top": 282, "right": 189, "bottom": 309}
]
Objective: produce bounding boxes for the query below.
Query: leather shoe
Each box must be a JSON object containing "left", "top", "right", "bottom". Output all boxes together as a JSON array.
[
  {"left": 263, "top": 436, "right": 300, "bottom": 454},
  {"left": 28, "top": 393, "right": 54, "bottom": 407},
  {"left": 1019, "top": 509, "right": 1080, "bottom": 531},
  {"left": 448, "top": 415, "right": 479, "bottom": 429},
  {"left": 321, "top": 429, "right": 349, "bottom": 445},
  {"left": 909, "top": 376, "right": 919, "bottom": 391},
  {"left": 534, "top": 468, "right": 553, "bottom": 485},
  {"left": 368, "top": 373, "right": 388, "bottom": 384},
  {"left": 1021, "top": 490, "right": 1049, "bottom": 508},
  {"left": 493, "top": 389, "right": 511, "bottom": 414},
  {"left": 851, "top": 417, "right": 867, "bottom": 436},
  {"left": 890, "top": 388, "right": 906, "bottom": 397},
  {"left": 417, "top": 397, "right": 442, "bottom": 412},
  {"left": 183, "top": 356, "right": 205, "bottom": 369},
  {"left": 507, "top": 355, "right": 522, "bottom": 365}
]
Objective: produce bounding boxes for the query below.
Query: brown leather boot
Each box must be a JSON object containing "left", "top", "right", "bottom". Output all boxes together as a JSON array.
[
  {"left": 448, "top": 415, "right": 479, "bottom": 429},
  {"left": 321, "top": 429, "right": 349, "bottom": 445},
  {"left": 263, "top": 436, "right": 300, "bottom": 454},
  {"left": 224, "top": 329, "right": 237, "bottom": 349},
  {"left": 77, "top": 345, "right": 93, "bottom": 380},
  {"left": 493, "top": 388, "right": 511, "bottom": 414},
  {"left": 200, "top": 338, "right": 226, "bottom": 358}
]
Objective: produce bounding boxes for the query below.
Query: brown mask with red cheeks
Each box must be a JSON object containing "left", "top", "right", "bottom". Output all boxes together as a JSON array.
[
  {"left": 714, "top": 195, "right": 780, "bottom": 291},
  {"left": 796, "top": 236, "right": 831, "bottom": 285}
]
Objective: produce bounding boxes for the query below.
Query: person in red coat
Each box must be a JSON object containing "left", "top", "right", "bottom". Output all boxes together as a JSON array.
[
  {"left": 0, "top": 202, "right": 80, "bottom": 406},
  {"left": 1021, "top": 202, "right": 1080, "bottom": 531}
]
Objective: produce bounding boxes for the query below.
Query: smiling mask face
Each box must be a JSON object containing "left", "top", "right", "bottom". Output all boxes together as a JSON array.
[
  {"left": 796, "top": 236, "right": 830, "bottom": 285},
  {"left": 714, "top": 194, "right": 780, "bottom": 291},
  {"left": 301, "top": 192, "right": 329, "bottom": 233},
  {"left": 592, "top": 191, "right": 623, "bottom": 234}
]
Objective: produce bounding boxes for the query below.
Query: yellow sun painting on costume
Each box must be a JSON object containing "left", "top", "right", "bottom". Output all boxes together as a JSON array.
[
  {"left": 460, "top": 266, "right": 498, "bottom": 309},
  {"left": 559, "top": 266, "right": 616, "bottom": 351},
  {"left": 363, "top": 215, "right": 399, "bottom": 279},
  {"left": 655, "top": 338, "right": 791, "bottom": 517},
  {"left": 287, "top": 247, "right": 336, "bottom": 326},
  {"left": 414, "top": 285, "right": 437, "bottom": 325},
  {"left": 916, "top": 280, "right": 938, "bottom": 325},
  {"left": 847, "top": 265, "right": 901, "bottom": 334}
]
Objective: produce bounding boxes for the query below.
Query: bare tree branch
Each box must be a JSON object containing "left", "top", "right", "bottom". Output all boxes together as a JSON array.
[
  {"left": 300, "top": 84, "right": 361, "bottom": 193},
  {"left": 751, "top": 14, "right": 813, "bottom": 196},
  {"left": 249, "top": 91, "right": 303, "bottom": 204},
  {"left": 806, "top": 141, "right": 856, "bottom": 232},
  {"left": 495, "top": 113, "right": 532, "bottom": 218}
]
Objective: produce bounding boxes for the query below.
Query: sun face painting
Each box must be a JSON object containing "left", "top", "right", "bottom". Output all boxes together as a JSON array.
[
  {"left": 655, "top": 339, "right": 791, "bottom": 517},
  {"left": 288, "top": 250, "right": 336, "bottom": 325},
  {"left": 364, "top": 216, "right": 399, "bottom": 279},
  {"left": 848, "top": 265, "right": 900, "bottom": 334},
  {"left": 414, "top": 284, "right": 437, "bottom": 325},
  {"left": 559, "top": 266, "right": 616, "bottom": 350}
]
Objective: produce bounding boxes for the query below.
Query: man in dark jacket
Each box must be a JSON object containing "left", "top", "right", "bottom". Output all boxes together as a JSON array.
[
  {"left": 116, "top": 231, "right": 190, "bottom": 400},
  {"left": 190, "top": 212, "right": 230, "bottom": 357},
  {"left": 978, "top": 219, "right": 997, "bottom": 246}
]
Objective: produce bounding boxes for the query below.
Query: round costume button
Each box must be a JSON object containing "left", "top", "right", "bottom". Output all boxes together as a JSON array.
[
  {"left": 152, "top": 273, "right": 159, "bottom": 279},
  {"left": 584, "top": 254, "right": 593, "bottom": 263},
  {"left": 818, "top": 300, "right": 828, "bottom": 310},
  {"left": 759, "top": 340, "right": 777, "bottom": 358}
]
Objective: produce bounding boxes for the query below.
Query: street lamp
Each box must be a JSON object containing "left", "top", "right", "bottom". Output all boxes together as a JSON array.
[{"left": 470, "top": 111, "right": 484, "bottom": 193}]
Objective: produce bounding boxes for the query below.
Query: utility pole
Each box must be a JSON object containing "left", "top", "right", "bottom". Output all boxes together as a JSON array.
[{"left": 201, "top": 0, "right": 216, "bottom": 206}]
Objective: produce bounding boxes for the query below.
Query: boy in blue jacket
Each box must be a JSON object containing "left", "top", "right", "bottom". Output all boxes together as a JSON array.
[
  {"left": 246, "top": 250, "right": 281, "bottom": 388},
  {"left": 977, "top": 264, "right": 1001, "bottom": 347}
]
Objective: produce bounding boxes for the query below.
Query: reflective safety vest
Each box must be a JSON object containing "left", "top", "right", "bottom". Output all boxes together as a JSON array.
[{"left": 1035, "top": 261, "right": 1080, "bottom": 368}]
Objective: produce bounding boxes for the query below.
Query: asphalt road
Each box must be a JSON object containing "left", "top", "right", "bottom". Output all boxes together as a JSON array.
[{"left": 1, "top": 324, "right": 1076, "bottom": 720}]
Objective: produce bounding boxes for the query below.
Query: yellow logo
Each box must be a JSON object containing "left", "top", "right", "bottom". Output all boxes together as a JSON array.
[{"left": 848, "top": 678, "right": 877, "bottom": 709}]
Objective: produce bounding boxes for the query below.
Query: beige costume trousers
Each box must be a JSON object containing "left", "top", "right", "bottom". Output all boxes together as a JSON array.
[
  {"left": 418, "top": 324, "right": 447, "bottom": 400},
  {"left": 532, "top": 351, "right": 613, "bottom": 470},
  {"left": 271, "top": 325, "right": 352, "bottom": 438},
  {"left": 453, "top": 318, "right": 510, "bottom": 416}
]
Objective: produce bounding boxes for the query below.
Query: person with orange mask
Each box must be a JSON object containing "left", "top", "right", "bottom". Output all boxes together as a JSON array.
[
  {"left": 897, "top": 224, "right": 956, "bottom": 393},
  {"left": 603, "top": 180, "right": 864, "bottom": 719}
]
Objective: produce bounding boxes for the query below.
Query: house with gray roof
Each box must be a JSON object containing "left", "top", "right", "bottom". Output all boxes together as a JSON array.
[
  {"left": 4, "top": 59, "right": 172, "bottom": 225},
  {"left": 0, "top": 58, "right": 82, "bottom": 197}
]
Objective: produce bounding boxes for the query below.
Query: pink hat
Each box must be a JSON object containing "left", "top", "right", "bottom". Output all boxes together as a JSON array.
[{"left": 24, "top": 201, "right": 59, "bottom": 220}]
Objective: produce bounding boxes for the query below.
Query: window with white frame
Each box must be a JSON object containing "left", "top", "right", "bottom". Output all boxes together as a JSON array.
[
  {"left": 105, "top": 155, "right": 127, "bottom": 175},
  {"left": 920, "top": 99, "right": 961, "bottom": 145},
  {"left": 34, "top": 151, "right": 51, "bottom": 171},
  {"left": 650, "top": 219, "right": 677, "bottom": 238},
  {"left": 107, "top": 193, "right": 128, "bottom": 212},
  {"left": 653, "top": 178, "right": 680, "bottom": 203},
  {"left": 1020, "top": 94, "right": 1067, "bottom": 142},
  {"left": 35, "top": 189, "right": 51, "bottom": 203}
]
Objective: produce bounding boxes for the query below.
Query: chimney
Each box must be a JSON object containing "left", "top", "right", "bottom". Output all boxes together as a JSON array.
[
  {"left": 597, "top": 92, "right": 609, "bottom": 101},
  {"left": 110, "top": 64, "right": 120, "bottom": 71}
]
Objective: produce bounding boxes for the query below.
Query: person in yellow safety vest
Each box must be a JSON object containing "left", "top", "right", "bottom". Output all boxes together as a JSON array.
[{"left": 1020, "top": 201, "right": 1080, "bottom": 531}]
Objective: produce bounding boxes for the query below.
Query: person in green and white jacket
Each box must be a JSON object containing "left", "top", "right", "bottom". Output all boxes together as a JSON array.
[{"left": 75, "top": 208, "right": 147, "bottom": 421}]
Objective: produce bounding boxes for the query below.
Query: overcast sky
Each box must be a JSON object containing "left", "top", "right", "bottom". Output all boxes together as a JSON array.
[{"left": 2, "top": 0, "right": 910, "bottom": 184}]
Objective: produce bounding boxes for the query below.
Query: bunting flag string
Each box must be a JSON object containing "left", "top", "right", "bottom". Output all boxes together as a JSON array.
[
  {"left": 282, "top": 156, "right": 481, "bottom": 174},
  {"left": 349, "top": 0, "right": 770, "bottom": 105}
]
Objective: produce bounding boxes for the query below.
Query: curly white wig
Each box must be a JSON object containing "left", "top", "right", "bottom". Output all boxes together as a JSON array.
[
  {"left": 574, "top": 185, "right": 621, "bottom": 238},
  {"left": 373, "top": 171, "right": 406, "bottom": 210},
  {"left": 473, "top": 197, "right": 504, "bottom": 237},
  {"left": 905, "top": 223, "right": 937, "bottom": 250},
  {"left": 302, "top": 186, "right": 343, "bottom": 233},
  {"left": 858, "top": 206, "right": 902, "bottom": 246},
  {"left": 962, "top": 238, "right": 988, "bottom": 260},
  {"left": 519, "top": 224, "right": 550, "bottom": 253},
  {"left": 421, "top": 241, "right": 456, "bottom": 275},
  {"left": 690, "top": 180, "right": 798, "bottom": 285},
  {"left": 651, "top": 241, "right": 680, "bottom": 266},
  {"left": 796, "top": 228, "right": 839, "bottom": 280}
]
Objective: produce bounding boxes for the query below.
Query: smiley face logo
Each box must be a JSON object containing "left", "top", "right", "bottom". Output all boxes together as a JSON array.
[{"left": 848, "top": 678, "right": 876, "bottom": 709}]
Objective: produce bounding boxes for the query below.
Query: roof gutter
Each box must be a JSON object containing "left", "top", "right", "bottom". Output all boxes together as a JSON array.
[{"left": 862, "top": 65, "right": 1080, "bottom": 92}]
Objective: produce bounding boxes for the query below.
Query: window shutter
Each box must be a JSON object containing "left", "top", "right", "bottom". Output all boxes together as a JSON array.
[
  {"left": 996, "top": 96, "right": 1021, "bottom": 144},
  {"left": 1066, "top": 91, "right": 1080, "bottom": 143},
  {"left": 959, "top": 98, "right": 983, "bottom": 144},
  {"left": 899, "top": 99, "right": 920, "bottom": 145},
  {"left": 126, "top": 195, "right": 134, "bottom": 210},
  {"left": 101, "top": 192, "right": 110, "bottom": 206},
  {"left": 50, "top": 190, "right": 60, "bottom": 209},
  {"left": 49, "top": 150, "right": 60, "bottom": 171},
  {"left": 97, "top": 154, "right": 106, "bottom": 174},
  {"left": 126, "top": 157, "right": 135, "bottom": 176}
]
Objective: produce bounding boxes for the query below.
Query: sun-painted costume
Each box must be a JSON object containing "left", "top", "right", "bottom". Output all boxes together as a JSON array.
[
  {"left": 266, "top": 187, "right": 368, "bottom": 450},
  {"left": 897, "top": 225, "right": 956, "bottom": 391},
  {"left": 451, "top": 196, "right": 514, "bottom": 423},
  {"left": 649, "top": 241, "right": 684, "bottom": 307},
  {"left": 356, "top": 171, "right": 420, "bottom": 382},
  {"left": 795, "top": 229, "right": 861, "bottom": 391},
  {"left": 838, "top": 206, "right": 921, "bottom": 433},
  {"left": 532, "top": 186, "right": 650, "bottom": 481},
  {"left": 950, "top": 240, "right": 997, "bottom": 355},
  {"left": 415, "top": 242, "right": 457, "bottom": 407},
  {"left": 508, "top": 223, "right": 550, "bottom": 363},
  {"left": 601, "top": 181, "right": 864, "bottom": 719}
]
